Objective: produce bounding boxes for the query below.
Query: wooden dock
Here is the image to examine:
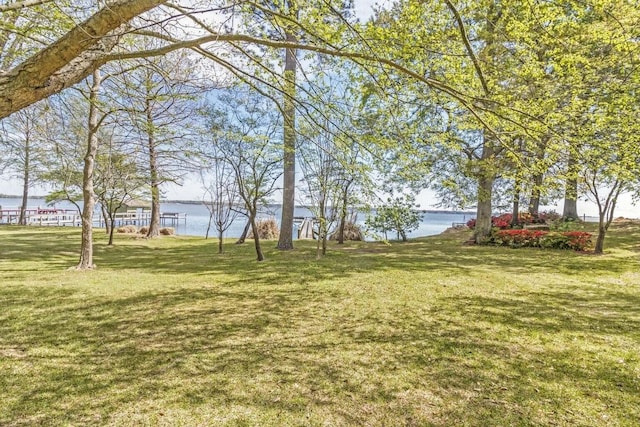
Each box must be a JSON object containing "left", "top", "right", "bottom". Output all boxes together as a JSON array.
[
  {"left": 159, "top": 212, "right": 187, "bottom": 226},
  {"left": 0, "top": 208, "right": 80, "bottom": 225},
  {"left": 1, "top": 208, "right": 187, "bottom": 229},
  {"left": 94, "top": 211, "right": 187, "bottom": 227},
  {"left": 294, "top": 216, "right": 318, "bottom": 239}
]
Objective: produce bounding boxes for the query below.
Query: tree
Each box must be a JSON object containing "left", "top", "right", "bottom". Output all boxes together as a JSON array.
[
  {"left": 366, "top": 194, "right": 420, "bottom": 242},
  {"left": 199, "top": 152, "right": 242, "bottom": 254},
  {"left": 205, "top": 88, "right": 282, "bottom": 261},
  {"left": 579, "top": 98, "right": 640, "bottom": 254},
  {"left": 75, "top": 69, "right": 103, "bottom": 269},
  {"left": 113, "top": 49, "right": 201, "bottom": 237},
  {"left": 94, "top": 145, "right": 145, "bottom": 246},
  {"left": 0, "top": 102, "right": 50, "bottom": 224},
  {"left": 298, "top": 123, "right": 342, "bottom": 257}
]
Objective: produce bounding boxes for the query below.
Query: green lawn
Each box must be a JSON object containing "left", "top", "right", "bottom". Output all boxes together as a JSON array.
[{"left": 1, "top": 224, "right": 639, "bottom": 426}]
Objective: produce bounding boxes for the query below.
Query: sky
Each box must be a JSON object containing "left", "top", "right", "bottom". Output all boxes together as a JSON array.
[{"left": 0, "top": 0, "right": 637, "bottom": 219}]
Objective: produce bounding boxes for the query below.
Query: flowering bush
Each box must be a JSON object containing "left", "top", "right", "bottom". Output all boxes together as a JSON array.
[
  {"left": 466, "top": 211, "right": 561, "bottom": 230},
  {"left": 492, "top": 213, "right": 512, "bottom": 229},
  {"left": 492, "top": 229, "right": 592, "bottom": 251},
  {"left": 494, "top": 229, "right": 547, "bottom": 247},
  {"left": 466, "top": 213, "right": 521, "bottom": 230},
  {"left": 564, "top": 231, "right": 592, "bottom": 251},
  {"left": 540, "top": 231, "right": 592, "bottom": 251}
]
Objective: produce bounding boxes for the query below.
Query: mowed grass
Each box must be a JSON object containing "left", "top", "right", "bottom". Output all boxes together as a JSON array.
[{"left": 0, "top": 223, "right": 639, "bottom": 426}]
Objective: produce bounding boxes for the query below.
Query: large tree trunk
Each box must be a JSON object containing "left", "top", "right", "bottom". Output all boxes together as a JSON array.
[
  {"left": 473, "top": 138, "right": 496, "bottom": 244},
  {"left": 148, "top": 178, "right": 161, "bottom": 237},
  {"left": 146, "top": 99, "right": 160, "bottom": 238},
  {"left": 563, "top": 153, "right": 579, "bottom": 220},
  {"left": 18, "top": 136, "right": 29, "bottom": 226},
  {"left": 0, "top": 0, "right": 163, "bottom": 119},
  {"left": 77, "top": 69, "right": 101, "bottom": 270},
  {"left": 474, "top": 175, "right": 494, "bottom": 243},
  {"left": 511, "top": 177, "right": 521, "bottom": 227},
  {"left": 277, "top": 27, "right": 297, "bottom": 251},
  {"left": 528, "top": 138, "right": 548, "bottom": 217},
  {"left": 528, "top": 173, "right": 543, "bottom": 216},
  {"left": 562, "top": 187, "right": 578, "bottom": 220}
]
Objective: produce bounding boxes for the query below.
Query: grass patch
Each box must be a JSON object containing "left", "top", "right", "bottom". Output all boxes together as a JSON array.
[{"left": 0, "top": 224, "right": 639, "bottom": 426}]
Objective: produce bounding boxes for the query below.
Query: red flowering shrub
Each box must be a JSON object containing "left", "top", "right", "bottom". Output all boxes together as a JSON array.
[
  {"left": 466, "top": 210, "right": 561, "bottom": 230},
  {"left": 494, "top": 229, "right": 547, "bottom": 247},
  {"left": 543, "top": 231, "right": 591, "bottom": 251},
  {"left": 492, "top": 213, "right": 512, "bottom": 229},
  {"left": 467, "top": 213, "right": 513, "bottom": 230},
  {"left": 561, "top": 231, "right": 592, "bottom": 251}
]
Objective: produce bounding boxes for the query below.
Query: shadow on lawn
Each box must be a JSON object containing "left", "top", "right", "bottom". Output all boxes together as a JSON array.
[
  {"left": 1, "top": 227, "right": 640, "bottom": 424},
  {"left": 1, "top": 273, "right": 639, "bottom": 425},
  {"left": 1, "top": 227, "right": 638, "bottom": 282}
]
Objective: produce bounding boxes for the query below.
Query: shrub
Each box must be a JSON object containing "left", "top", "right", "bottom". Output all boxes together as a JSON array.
[
  {"left": 561, "top": 231, "right": 592, "bottom": 251},
  {"left": 248, "top": 217, "right": 279, "bottom": 240},
  {"left": 116, "top": 225, "right": 138, "bottom": 234},
  {"left": 138, "top": 226, "right": 149, "bottom": 235},
  {"left": 329, "top": 221, "right": 363, "bottom": 241},
  {"left": 467, "top": 210, "right": 562, "bottom": 230},
  {"left": 494, "top": 229, "right": 547, "bottom": 248},
  {"left": 493, "top": 229, "right": 592, "bottom": 251},
  {"left": 540, "top": 231, "right": 593, "bottom": 251},
  {"left": 160, "top": 227, "right": 175, "bottom": 236},
  {"left": 467, "top": 213, "right": 512, "bottom": 230},
  {"left": 365, "top": 194, "right": 421, "bottom": 241},
  {"left": 492, "top": 213, "right": 512, "bottom": 229}
]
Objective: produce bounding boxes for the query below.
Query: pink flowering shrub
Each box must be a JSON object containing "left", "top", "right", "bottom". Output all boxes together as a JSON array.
[
  {"left": 467, "top": 211, "right": 561, "bottom": 230},
  {"left": 494, "top": 229, "right": 547, "bottom": 247}
]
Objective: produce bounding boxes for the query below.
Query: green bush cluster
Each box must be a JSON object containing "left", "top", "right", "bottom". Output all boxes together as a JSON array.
[{"left": 492, "top": 229, "right": 592, "bottom": 251}]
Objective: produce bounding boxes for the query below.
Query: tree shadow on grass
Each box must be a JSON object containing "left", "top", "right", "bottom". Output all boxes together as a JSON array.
[
  {"left": 1, "top": 227, "right": 640, "bottom": 424},
  {"left": 1, "top": 228, "right": 638, "bottom": 284},
  {"left": 1, "top": 276, "right": 639, "bottom": 425}
]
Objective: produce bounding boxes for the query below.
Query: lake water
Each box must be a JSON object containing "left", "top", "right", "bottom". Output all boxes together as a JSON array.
[{"left": 0, "top": 197, "right": 473, "bottom": 239}]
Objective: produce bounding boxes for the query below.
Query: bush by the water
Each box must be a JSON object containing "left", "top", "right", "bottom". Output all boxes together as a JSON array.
[
  {"left": 329, "top": 221, "right": 363, "bottom": 241},
  {"left": 160, "top": 227, "right": 175, "bottom": 236},
  {"left": 247, "top": 217, "right": 279, "bottom": 240},
  {"left": 116, "top": 225, "right": 138, "bottom": 234},
  {"left": 365, "top": 194, "right": 421, "bottom": 241}
]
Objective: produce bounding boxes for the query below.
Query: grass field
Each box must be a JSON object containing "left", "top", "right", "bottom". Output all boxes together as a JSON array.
[{"left": 0, "top": 223, "right": 639, "bottom": 426}]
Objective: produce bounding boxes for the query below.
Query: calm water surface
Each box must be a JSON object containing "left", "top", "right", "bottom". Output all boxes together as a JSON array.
[{"left": 0, "top": 196, "right": 481, "bottom": 239}]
